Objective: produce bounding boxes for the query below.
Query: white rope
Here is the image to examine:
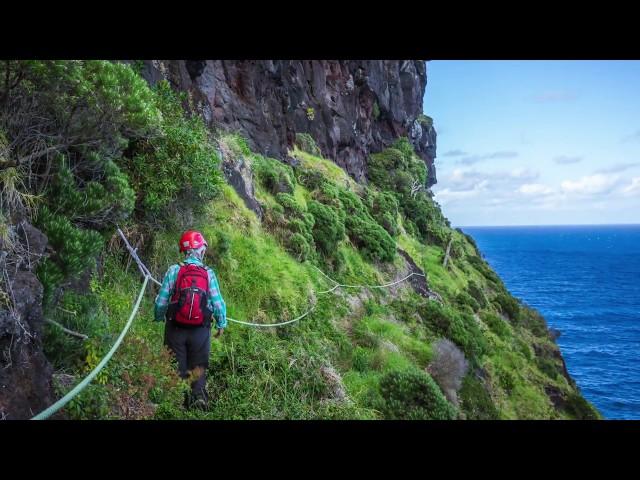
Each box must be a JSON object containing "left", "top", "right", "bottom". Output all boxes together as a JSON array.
[
  {"left": 32, "top": 275, "right": 150, "bottom": 420},
  {"left": 310, "top": 264, "right": 425, "bottom": 289},
  {"left": 116, "top": 227, "right": 425, "bottom": 328},
  {"left": 226, "top": 303, "right": 317, "bottom": 327}
]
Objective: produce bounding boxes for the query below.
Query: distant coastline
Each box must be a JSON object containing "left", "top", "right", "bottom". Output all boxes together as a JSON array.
[{"left": 457, "top": 223, "right": 640, "bottom": 229}]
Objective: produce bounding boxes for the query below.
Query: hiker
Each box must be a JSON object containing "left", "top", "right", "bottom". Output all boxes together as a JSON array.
[{"left": 154, "top": 230, "right": 227, "bottom": 409}]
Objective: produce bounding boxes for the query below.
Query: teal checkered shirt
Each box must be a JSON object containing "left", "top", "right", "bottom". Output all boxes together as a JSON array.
[{"left": 154, "top": 255, "right": 227, "bottom": 329}]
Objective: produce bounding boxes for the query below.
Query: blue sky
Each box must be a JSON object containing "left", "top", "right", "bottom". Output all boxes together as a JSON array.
[{"left": 424, "top": 60, "right": 640, "bottom": 226}]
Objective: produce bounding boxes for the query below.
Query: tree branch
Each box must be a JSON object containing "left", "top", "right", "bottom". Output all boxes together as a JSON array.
[
  {"left": 442, "top": 237, "right": 453, "bottom": 269},
  {"left": 44, "top": 318, "right": 88, "bottom": 340},
  {"left": 1, "top": 144, "right": 67, "bottom": 169}
]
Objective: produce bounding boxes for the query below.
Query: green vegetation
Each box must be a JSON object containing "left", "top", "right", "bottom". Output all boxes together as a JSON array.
[
  {"left": 417, "top": 114, "right": 433, "bottom": 129},
  {"left": 377, "top": 369, "right": 457, "bottom": 420},
  {"left": 367, "top": 138, "right": 449, "bottom": 246},
  {"left": 295, "top": 132, "right": 322, "bottom": 157},
  {"left": 1, "top": 60, "right": 223, "bottom": 305},
  {"left": 1, "top": 60, "right": 600, "bottom": 420},
  {"left": 123, "top": 80, "right": 223, "bottom": 221},
  {"left": 372, "top": 101, "right": 381, "bottom": 120},
  {"left": 306, "top": 107, "right": 315, "bottom": 121}
]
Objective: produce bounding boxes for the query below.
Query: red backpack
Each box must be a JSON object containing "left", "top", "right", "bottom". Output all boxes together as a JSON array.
[{"left": 167, "top": 263, "right": 212, "bottom": 327}]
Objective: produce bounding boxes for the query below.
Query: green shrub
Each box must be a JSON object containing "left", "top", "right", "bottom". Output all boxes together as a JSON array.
[
  {"left": 307, "top": 200, "right": 345, "bottom": 255},
  {"left": 495, "top": 293, "right": 521, "bottom": 323},
  {"left": 316, "top": 185, "right": 396, "bottom": 263},
  {"left": 368, "top": 138, "right": 427, "bottom": 189},
  {"left": 467, "top": 280, "right": 487, "bottom": 308},
  {"left": 417, "top": 114, "right": 433, "bottom": 129},
  {"left": 372, "top": 101, "right": 380, "bottom": 120},
  {"left": 519, "top": 306, "right": 549, "bottom": 337},
  {"left": 467, "top": 255, "right": 502, "bottom": 286},
  {"left": 124, "top": 80, "right": 223, "bottom": 219},
  {"left": 2, "top": 60, "right": 159, "bottom": 162},
  {"left": 2, "top": 60, "right": 167, "bottom": 298},
  {"left": 345, "top": 215, "right": 396, "bottom": 262},
  {"left": 564, "top": 392, "right": 600, "bottom": 420},
  {"left": 403, "top": 195, "right": 449, "bottom": 246},
  {"left": 420, "top": 301, "right": 486, "bottom": 360},
  {"left": 35, "top": 206, "right": 104, "bottom": 303},
  {"left": 276, "top": 192, "right": 305, "bottom": 216},
  {"left": 253, "top": 155, "right": 295, "bottom": 195},
  {"left": 287, "top": 233, "right": 312, "bottom": 261},
  {"left": 296, "top": 167, "right": 325, "bottom": 190},
  {"left": 458, "top": 229, "right": 481, "bottom": 256},
  {"left": 209, "top": 230, "right": 231, "bottom": 264},
  {"left": 295, "top": 132, "right": 321, "bottom": 157},
  {"left": 481, "top": 311, "right": 511, "bottom": 339},
  {"left": 366, "top": 189, "right": 399, "bottom": 237},
  {"left": 270, "top": 193, "right": 316, "bottom": 261},
  {"left": 377, "top": 369, "right": 457, "bottom": 420},
  {"left": 536, "top": 357, "right": 559, "bottom": 380},
  {"left": 455, "top": 291, "right": 480, "bottom": 312},
  {"left": 48, "top": 156, "right": 135, "bottom": 228},
  {"left": 459, "top": 374, "right": 499, "bottom": 420}
]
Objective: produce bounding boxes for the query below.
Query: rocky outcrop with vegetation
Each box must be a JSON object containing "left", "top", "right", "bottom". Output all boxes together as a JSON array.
[
  {"left": 0, "top": 60, "right": 599, "bottom": 420},
  {"left": 137, "top": 60, "right": 437, "bottom": 186}
]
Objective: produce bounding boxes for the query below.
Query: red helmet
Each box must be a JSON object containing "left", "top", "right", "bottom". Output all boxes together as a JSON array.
[{"left": 179, "top": 230, "right": 208, "bottom": 252}]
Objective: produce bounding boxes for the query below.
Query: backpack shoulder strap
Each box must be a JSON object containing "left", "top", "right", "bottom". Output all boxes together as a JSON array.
[{"left": 171, "top": 263, "right": 187, "bottom": 301}]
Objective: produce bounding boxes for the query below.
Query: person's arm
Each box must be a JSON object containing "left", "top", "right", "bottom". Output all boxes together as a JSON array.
[
  {"left": 207, "top": 268, "right": 227, "bottom": 334},
  {"left": 154, "top": 265, "right": 179, "bottom": 322}
]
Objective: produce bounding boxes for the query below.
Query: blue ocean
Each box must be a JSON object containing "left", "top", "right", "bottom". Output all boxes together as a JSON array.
[{"left": 461, "top": 224, "right": 640, "bottom": 420}]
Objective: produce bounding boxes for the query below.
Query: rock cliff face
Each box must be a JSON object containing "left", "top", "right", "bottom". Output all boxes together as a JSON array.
[
  {"left": 0, "top": 218, "right": 54, "bottom": 419},
  {"left": 139, "top": 60, "right": 437, "bottom": 186}
]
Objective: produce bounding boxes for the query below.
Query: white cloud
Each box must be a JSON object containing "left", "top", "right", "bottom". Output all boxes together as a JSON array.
[
  {"left": 622, "top": 177, "right": 640, "bottom": 196},
  {"left": 433, "top": 187, "right": 482, "bottom": 206},
  {"left": 518, "top": 183, "right": 554, "bottom": 195},
  {"left": 560, "top": 174, "right": 621, "bottom": 195}
]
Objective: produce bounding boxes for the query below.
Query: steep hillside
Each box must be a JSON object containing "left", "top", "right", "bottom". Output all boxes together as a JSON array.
[{"left": 0, "top": 60, "right": 599, "bottom": 420}]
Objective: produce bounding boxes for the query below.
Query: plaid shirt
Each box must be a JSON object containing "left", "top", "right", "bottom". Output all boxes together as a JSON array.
[{"left": 154, "top": 255, "right": 227, "bottom": 329}]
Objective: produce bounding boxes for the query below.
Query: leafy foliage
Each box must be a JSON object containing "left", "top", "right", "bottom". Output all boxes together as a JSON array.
[
  {"left": 377, "top": 369, "right": 457, "bottom": 420},
  {"left": 365, "top": 189, "right": 399, "bottom": 237},
  {"left": 419, "top": 300, "right": 486, "bottom": 361},
  {"left": 35, "top": 206, "right": 104, "bottom": 303},
  {"left": 307, "top": 200, "right": 345, "bottom": 256},
  {"left": 253, "top": 153, "right": 295, "bottom": 195},
  {"left": 459, "top": 374, "right": 500, "bottom": 420},
  {"left": 123, "top": 80, "right": 223, "bottom": 220},
  {"left": 295, "top": 133, "right": 321, "bottom": 157}
]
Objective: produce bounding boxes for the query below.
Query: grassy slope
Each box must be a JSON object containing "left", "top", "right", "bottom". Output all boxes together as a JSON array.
[{"left": 43, "top": 137, "right": 600, "bottom": 420}]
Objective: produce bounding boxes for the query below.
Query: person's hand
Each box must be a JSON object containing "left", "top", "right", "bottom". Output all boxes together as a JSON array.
[{"left": 214, "top": 328, "right": 223, "bottom": 339}]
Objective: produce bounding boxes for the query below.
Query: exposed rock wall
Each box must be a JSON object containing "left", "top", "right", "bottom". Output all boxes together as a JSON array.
[
  {"left": 0, "top": 219, "right": 54, "bottom": 419},
  {"left": 139, "top": 60, "right": 437, "bottom": 186}
]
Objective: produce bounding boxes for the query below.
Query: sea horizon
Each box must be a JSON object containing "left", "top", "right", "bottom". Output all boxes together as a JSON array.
[{"left": 457, "top": 223, "right": 640, "bottom": 229}]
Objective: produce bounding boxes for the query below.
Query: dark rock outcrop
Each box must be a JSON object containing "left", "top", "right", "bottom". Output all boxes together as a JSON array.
[
  {"left": 397, "top": 248, "right": 443, "bottom": 302},
  {"left": 139, "top": 60, "right": 437, "bottom": 187},
  {"left": 217, "top": 144, "right": 264, "bottom": 220},
  {"left": 0, "top": 219, "right": 54, "bottom": 419}
]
